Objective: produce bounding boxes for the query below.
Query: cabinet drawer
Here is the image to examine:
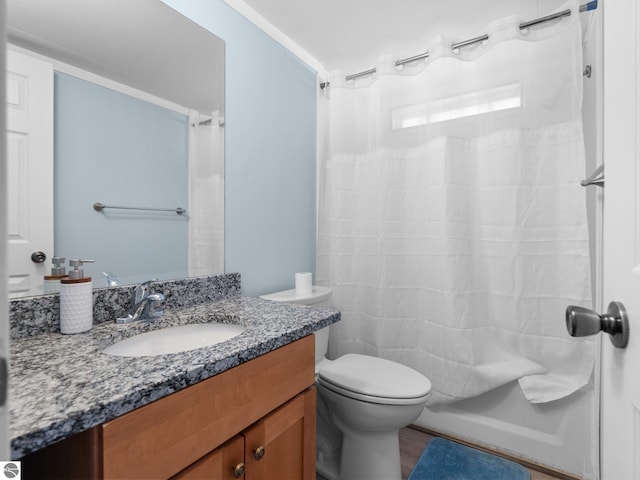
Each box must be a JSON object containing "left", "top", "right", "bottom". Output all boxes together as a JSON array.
[{"left": 101, "top": 335, "right": 315, "bottom": 479}]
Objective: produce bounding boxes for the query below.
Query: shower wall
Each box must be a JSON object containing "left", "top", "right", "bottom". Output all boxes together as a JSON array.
[{"left": 415, "top": 9, "right": 602, "bottom": 478}]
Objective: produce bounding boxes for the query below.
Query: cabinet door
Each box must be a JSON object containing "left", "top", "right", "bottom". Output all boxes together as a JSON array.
[
  {"left": 172, "top": 435, "right": 245, "bottom": 480},
  {"left": 243, "top": 388, "right": 316, "bottom": 480}
]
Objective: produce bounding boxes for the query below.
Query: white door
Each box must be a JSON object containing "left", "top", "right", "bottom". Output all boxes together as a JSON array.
[
  {"left": 6, "top": 49, "right": 53, "bottom": 297},
  {"left": 0, "top": 0, "right": 9, "bottom": 459},
  {"left": 601, "top": 0, "right": 640, "bottom": 478}
]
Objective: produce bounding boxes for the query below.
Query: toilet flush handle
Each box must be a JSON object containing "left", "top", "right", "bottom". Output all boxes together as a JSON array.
[{"left": 565, "top": 301, "right": 629, "bottom": 348}]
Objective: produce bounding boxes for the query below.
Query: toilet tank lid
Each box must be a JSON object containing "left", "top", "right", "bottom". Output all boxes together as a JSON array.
[
  {"left": 317, "top": 353, "right": 432, "bottom": 399},
  {"left": 260, "top": 285, "right": 332, "bottom": 305}
]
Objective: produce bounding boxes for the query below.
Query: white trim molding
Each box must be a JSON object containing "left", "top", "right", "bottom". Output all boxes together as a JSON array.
[{"left": 223, "top": 0, "right": 326, "bottom": 76}]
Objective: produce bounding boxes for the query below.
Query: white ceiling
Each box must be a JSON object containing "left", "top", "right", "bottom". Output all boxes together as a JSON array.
[
  {"left": 6, "top": 0, "right": 571, "bottom": 105},
  {"left": 239, "top": 0, "right": 568, "bottom": 72}
]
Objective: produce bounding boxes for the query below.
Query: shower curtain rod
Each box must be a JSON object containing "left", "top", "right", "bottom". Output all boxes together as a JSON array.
[{"left": 320, "top": 0, "right": 597, "bottom": 88}]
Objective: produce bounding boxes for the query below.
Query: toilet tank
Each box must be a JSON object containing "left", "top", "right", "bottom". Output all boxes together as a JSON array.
[{"left": 260, "top": 286, "right": 332, "bottom": 364}]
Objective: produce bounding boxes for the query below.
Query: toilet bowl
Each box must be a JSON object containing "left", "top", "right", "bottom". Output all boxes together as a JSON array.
[
  {"left": 317, "top": 354, "right": 431, "bottom": 480},
  {"left": 260, "top": 286, "right": 432, "bottom": 480}
]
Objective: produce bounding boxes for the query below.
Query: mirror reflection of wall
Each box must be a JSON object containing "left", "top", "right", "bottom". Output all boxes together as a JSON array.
[
  {"left": 54, "top": 72, "right": 189, "bottom": 286},
  {"left": 8, "top": 0, "right": 319, "bottom": 298},
  {"left": 6, "top": 0, "right": 225, "bottom": 296}
]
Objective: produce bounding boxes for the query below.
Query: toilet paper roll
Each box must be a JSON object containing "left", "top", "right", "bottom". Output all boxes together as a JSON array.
[{"left": 295, "top": 272, "right": 313, "bottom": 295}]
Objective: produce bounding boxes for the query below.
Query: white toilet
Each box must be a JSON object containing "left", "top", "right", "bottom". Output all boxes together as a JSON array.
[{"left": 261, "top": 286, "right": 432, "bottom": 480}]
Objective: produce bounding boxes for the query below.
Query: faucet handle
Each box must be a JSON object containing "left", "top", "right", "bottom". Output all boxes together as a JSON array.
[
  {"left": 116, "top": 284, "right": 164, "bottom": 324},
  {"left": 134, "top": 284, "right": 147, "bottom": 304},
  {"left": 145, "top": 293, "right": 165, "bottom": 319},
  {"left": 134, "top": 279, "right": 156, "bottom": 304},
  {"left": 103, "top": 271, "right": 120, "bottom": 287}
]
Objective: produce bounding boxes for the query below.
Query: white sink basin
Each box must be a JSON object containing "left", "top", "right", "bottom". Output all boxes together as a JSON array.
[{"left": 102, "top": 323, "right": 246, "bottom": 357}]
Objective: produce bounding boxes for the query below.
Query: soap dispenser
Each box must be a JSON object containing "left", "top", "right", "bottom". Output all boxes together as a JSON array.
[
  {"left": 43, "top": 256, "right": 67, "bottom": 294},
  {"left": 60, "top": 259, "right": 95, "bottom": 334}
]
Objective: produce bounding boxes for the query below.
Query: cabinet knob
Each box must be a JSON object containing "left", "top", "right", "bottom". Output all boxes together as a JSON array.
[
  {"left": 233, "top": 462, "right": 245, "bottom": 478},
  {"left": 254, "top": 445, "right": 266, "bottom": 460}
]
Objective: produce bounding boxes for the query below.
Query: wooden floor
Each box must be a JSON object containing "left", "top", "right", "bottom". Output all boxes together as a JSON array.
[
  {"left": 400, "top": 427, "right": 569, "bottom": 480},
  {"left": 317, "top": 426, "right": 572, "bottom": 479}
]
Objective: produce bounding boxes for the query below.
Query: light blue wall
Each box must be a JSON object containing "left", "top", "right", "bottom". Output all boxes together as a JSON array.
[
  {"left": 54, "top": 72, "right": 189, "bottom": 285},
  {"left": 162, "top": 0, "right": 318, "bottom": 296}
]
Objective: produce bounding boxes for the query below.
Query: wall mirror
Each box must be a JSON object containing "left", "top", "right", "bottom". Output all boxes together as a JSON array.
[{"left": 6, "top": 0, "right": 225, "bottom": 297}]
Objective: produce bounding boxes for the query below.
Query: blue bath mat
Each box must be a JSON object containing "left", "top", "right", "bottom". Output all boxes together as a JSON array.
[{"left": 408, "top": 438, "right": 530, "bottom": 480}]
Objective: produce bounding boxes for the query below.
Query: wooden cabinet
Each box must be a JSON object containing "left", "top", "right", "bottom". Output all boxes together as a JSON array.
[
  {"left": 243, "top": 388, "right": 316, "bottom": 480},
  {"left": 172, "top": 436, "right": 245, "bottom": 480},
  {"left": 23, "top": 335, "right": 316, "bottom": 480},
  {"left": 173, "top": 389, "right": 316, "bottom": 480}
]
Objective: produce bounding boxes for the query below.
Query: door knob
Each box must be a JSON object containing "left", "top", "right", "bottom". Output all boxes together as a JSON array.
[
  {"left": 31, "top": 251, "right": 47, "bottom": 263},
  {"left": 566, "top": 301, "right": 629, "bottom": 348}
]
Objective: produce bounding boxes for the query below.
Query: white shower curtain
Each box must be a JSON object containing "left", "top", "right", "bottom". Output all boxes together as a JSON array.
[{"left": 317, "top": 1, "right": 594, "bottom": 405}]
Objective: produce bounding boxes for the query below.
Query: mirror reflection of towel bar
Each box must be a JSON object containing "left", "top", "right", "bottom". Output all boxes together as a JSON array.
[
  {"left": 581, "top": 164, "right": 604, "bottom": 188},
  {"left": 93, "top": 202, "right": 186, "bottom": 215}
]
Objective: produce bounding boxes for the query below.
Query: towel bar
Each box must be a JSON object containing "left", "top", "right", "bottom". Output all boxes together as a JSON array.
[{"left": 93, "top": 202, "right": 186, "bottom": 215}]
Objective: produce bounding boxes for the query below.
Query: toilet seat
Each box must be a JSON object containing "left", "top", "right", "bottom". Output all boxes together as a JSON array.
[{"left": 317, "top": 354, "right": 431, "bottom": 406}]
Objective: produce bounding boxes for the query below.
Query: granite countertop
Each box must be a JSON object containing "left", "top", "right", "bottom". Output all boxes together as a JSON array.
[{"left": 10, "top": 294, "right": 340, "bottom": 459}]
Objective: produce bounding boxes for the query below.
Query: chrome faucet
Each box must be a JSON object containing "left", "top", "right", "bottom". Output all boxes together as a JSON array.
[{"left": 116, "top": 280, "right": 165, "bottom": 324}]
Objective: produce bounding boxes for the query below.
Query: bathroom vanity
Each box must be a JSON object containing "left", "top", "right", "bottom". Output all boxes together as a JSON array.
[
  {"left": 23, "top": 337, "right": 316, "bottom": 479},
  {"left": 9, "top": 274, "right": 340, "bottom": 479}
]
